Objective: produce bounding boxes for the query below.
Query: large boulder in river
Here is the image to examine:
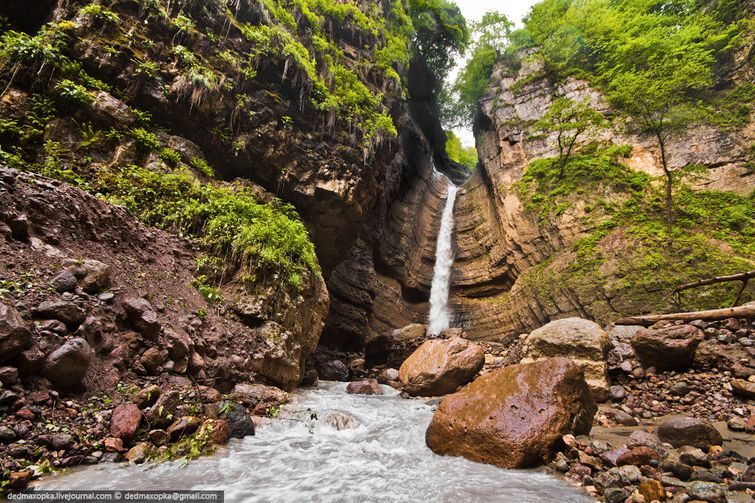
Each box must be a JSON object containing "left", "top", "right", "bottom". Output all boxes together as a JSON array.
[
  {"left": 41, "top": 338, "right": 92, "bottom": 389},
  {"left": 631, "top": 324, "right": 704, "bottom": 370},
  {"left": 426, "top": 357, "right": 597, "bottom": 468},
  {"left": 399, "top": 337, "right": 484, "bottom": 397},
  {"left": 657, "top": 417, "right": 723, "bottom": 451},
  {"left": 521, "top": 318, "right": 609, "bottom": 401},
  {"left": 0, "top": 302, "right": 32, "bottom": 362},
  {"left": 365, "top": 323, "right": 428, "bottom": 368}
]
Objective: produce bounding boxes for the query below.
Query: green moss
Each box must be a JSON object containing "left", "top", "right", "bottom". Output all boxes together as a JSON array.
[{"left": 96, "top": 165, "right": 319, "bottom": 290}]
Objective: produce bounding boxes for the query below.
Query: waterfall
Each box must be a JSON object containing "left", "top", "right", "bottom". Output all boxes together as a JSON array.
[{"left": 427, "top": 180, "right": 459, "bottom": 336}]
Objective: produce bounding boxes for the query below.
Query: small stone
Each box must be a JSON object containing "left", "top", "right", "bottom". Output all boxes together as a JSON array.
[
  {"left": 33, "top": 300, "right": 86, "bottom": 329},
  {"left": 139, "top": 347, "right": 166, "bottom": 374},
  {"left": 686, "top": 480, "right": 726, "bottom": 502},
  {"left": 604, "top": 488, "right": 629, "bottom": 503},
  {"left": 110, "top": 403, "right": 143, "bottom": 442},
  {"left": 0, "top": 366, "right": 19, "bottom": 385},
  {"left": 9, "top": 215, "right": 29, "bottom": 242},
  {"left": 147, "top": 429, "right": 170, "bottom": 446},
  {"left": 669, "top": 382, "right": 690, "bottom": 396},
  {"left": 0, "top": 425, "right": 17, "bottom": 443},
  {"left": 103, "top": 437, "right": 125, "bottom": 452},
  {"left": 638, "top": 479, "right": 665, "bottom": 502},
  {"left": 678, "top": 446, "right": 710, "bottom": 467},
  {"left": 125, "top": 442, "right": 152, "bottom": 464},
  {"left": 657, "top": 417, "right": 722, "bottom": 450},
  {"left": 9, "top": 469, "right": 33, "bottom": 490},
  {"left": 219, "top": 401, "right": 255, "bottom": 438},
  {"left": 378, "top": 368, "right": 400, "bottom": 383},
  {"left": 134, "top": 384, "right": 161, "bottom": 409},
  {"left": 730, "top": 378, "right": 755, "bottom": 398},
  {"left": 617, "top": 446, "right": 661, "bottom": 467},
  {"left": 41, "top": 338, "right": 92, "bottom": 390},
  {"left": 166, "top": 416, "right": 202, "bottom": 440},
  {"left": 197, "top": 419, "right": 231, "bottom": 445},
  {"left": 121, "top": 297, "right": 161, "bottom": 340},
  {"left": 51, "top": 270, "right": 78, "bottom": 293},
  {"left": 15, "top": 408, "right": 35, "bottom": 420},
  {"left": 609, "top": 385, "right": 627, "bottom": 401},
  {"left": 727, "top": 416, "right": 745, "bottom": 432},
  {"left": 98, "top": 292, "right": 115, "bottom": 303},
  {"left": 346, "top": 378, "right": 383, "bottom": 395}
]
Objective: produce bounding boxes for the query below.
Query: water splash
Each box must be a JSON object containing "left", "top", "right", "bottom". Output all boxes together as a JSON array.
[
  {"left": 34, "top": 382, "right": 589, "bottom": 503},
  {"left": 427, "top": 180, "right": 459, "bottom": 336}
]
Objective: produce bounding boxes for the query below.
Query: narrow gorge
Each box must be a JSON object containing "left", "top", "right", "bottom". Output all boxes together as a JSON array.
[{"left": 0, "top": 0, "right": 753, "bottom": 501}]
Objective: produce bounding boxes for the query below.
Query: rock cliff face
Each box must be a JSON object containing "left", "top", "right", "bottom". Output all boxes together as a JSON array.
[
  {"left": 325, "top": 50, "right": 754, "bottom": 348},
  {"left": 450, "top": 53, "right": 754, "bottom": 341}
]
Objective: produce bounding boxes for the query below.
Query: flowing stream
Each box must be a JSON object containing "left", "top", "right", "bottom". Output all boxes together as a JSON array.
[
  {"left": 35, "top": 382, "right": 588, "bottom": 502},
  {"left": 427, "top": 178, "right": 459, "bottom": 336}
]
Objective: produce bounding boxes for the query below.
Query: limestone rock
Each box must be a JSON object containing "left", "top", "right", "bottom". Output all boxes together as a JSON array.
[
  {"left": 657, "top": 417, "right": 723, "bottom": 451},
  {"left": 110, "top": 403, "right": 143, "bottom": 442},
  {"left": 399, "top": 337, "right": 485, "bottom": 397},
  {"left": 0, "top": 302, "right": 32, "bottom": 362},
  {"left": 521, "top": 317, "right": 609, "bottom": 401},
  {"left": 346, "top": 378, "right": 383, "bottom": 395},
  {"left": 425, "top": 357, "right": 597, "bottom": 468},
  {"left": 631, "top": 325, "right": 704, "bottom": 370},
  {"left": 41, "top": 338, "right": 92, "bottom": 389}
]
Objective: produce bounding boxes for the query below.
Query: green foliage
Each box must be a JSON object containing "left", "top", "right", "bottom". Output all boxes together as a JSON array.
[
  {"left": 95, "top": 165, "right": 320, "bottom": 289},
  {"left": 192, "top": 275, "right": 223, "bottom": 304},
  {"left": 443, "top": 11, "right": 519, "bottom": 127},
  {"left": 533, "top": 97, "right": 605, "bottom": 176},
  {"left": 445, "top": 131, "right": 477, "bottom": 169},
  {"left": 129, "top": 127, "right": 160, "bottom": 152},
  {"left": 517, "top": 144, "right": 642, "bottom": 221},
  {"left": 55, "top": 79, "right": 95, "bottom": 108},
  {"left": 79, "top": 4, "right": 121, "bottom": 25},
  {"left": 409, "top": 0, "right": 469, "bottom": 93},
  {"left": 159, "top": 148, "right": 182, "bottom": 166},
  {"left": 190, "top": 156, "right": 214, "bottom": 177}
]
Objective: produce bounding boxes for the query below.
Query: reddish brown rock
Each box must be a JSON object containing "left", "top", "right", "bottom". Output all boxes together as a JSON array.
[
  {"left": 399, "top": 337, "right": 485, "bottom": 397},
  {"left": 346, "top": 378, "right": 383, "bottom": 395},
  {"left": 617, "top": 446, "right": 661, "bottom": 467},
  {"left": 103, "top": 437, "right": 125, "bottom": 452},
  {"left": 631, "top": 325, "right": 704, "bottom": 370},
  {"left": 167, "top": 416, "right": 202, "bottom": 440},
  {"left": 426, "top": 357, "right": 597, "bottom": 468},
  {"left": 198, "top": 419, "right": 231, "bottom": 445},
  {"left": 110, "top": 403, "right": 143, "bottom": 442}
]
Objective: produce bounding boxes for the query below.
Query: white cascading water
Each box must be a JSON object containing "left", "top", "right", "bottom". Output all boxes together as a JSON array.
[
  {"left": 35, "top": 382, "right": 589, "bottom": 502},
  {"left": 427, "top": 179, "right": 459, "bottom": 336}
]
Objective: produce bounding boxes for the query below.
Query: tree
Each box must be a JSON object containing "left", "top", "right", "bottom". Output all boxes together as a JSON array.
[
  {"left": 445, "top": 130, "right": 477, "bottom": 170},
  {"left": 408, "top": 0, "right": 469, "bottom": 94},
  {"left": 604, "top": 17, "right": 719, "bottom": 231},
  {"left": 444, "top": 11, "right": 516, "bottom": 128},
  {"left": 533, "top": 97, "right": 605, "bottom": 177}
]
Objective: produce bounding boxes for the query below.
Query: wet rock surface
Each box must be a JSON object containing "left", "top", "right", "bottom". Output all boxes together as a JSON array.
[
  {"left": 399, "top": 337, "right": 485, "bottom": 397},
  {"left": 426, "top": 357, "right": 597, "bottom": 468}
]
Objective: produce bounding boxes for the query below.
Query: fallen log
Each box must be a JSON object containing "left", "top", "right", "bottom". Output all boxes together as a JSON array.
[
  {"left": 673, "top": 270, "right": 754, "bottom": 307},
  {"left": 615, "top": 303, "right": 755, "bottom": 326}
]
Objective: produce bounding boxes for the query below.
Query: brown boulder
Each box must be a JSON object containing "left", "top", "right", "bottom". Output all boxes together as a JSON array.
[
  {"left": 198, "top": 419, "right": 231, "bottom": 445},
  {"left": 657, "top": 417, "right": 723, "bottom": 451},
  {"left": 110, "top": 403, "right": 143, "bottom": 442},
  {"left": 426, "top": 357, "right": 597, "bottom": 468},
  {"left": 638, "top": 479, "right": 665, "bottom": 502},
  {"left": 0, "top": 302, "right": 32, "bottom": 362},
  {"left": 41, "top": 338, "right": 92, "bottom": 389},
  {"left": 346, "top": 378, "right": 383, "bottom": 395},
  {"left": 631, "top": 325, "right": 704, "bottom": 370},
  {"left": 122, "top": 297, "right": 161, "bottom": 341},
  {"left": 399, "top": 337, "right": 484, "bottom": 397},
  {"left": 730, "top": 379, "right": 755, "bottom": 398}
]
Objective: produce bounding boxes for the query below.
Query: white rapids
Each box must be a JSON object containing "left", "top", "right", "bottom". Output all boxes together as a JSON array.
[
  {"left": 427, "top": 179, "right": 459, "bottom": 336},
  {"left": 35, "top": 382, "right": 589, "bottom": 502}
]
